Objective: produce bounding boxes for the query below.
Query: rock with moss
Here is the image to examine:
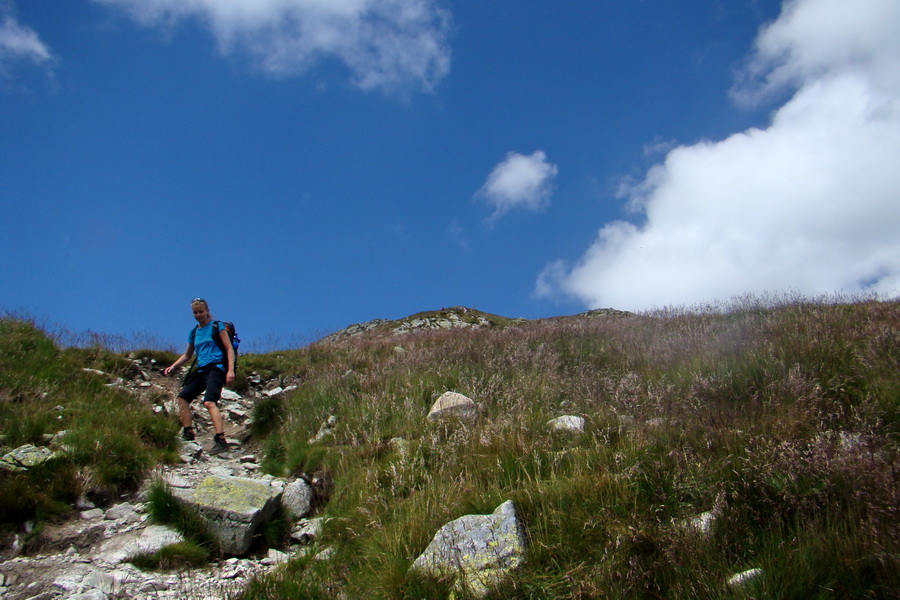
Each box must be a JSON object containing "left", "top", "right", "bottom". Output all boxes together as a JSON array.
[
  {"left": 171, "top": 475, "right": 283, "bottom": 554},
  {"left": 410, "top": 500, "right": 527, "bottom": 598},
  {"left": 0, "top": 444, "right": 59, "bottom": 472}
]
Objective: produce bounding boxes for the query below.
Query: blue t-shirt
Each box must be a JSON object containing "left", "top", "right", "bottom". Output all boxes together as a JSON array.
[{"left": 190, "top": 322, "right": 226, "bottom": 371}]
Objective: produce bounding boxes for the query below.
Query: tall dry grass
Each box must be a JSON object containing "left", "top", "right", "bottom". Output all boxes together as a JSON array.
[{"left": 235, "top": 297, "right": 899, "bottom": 599}]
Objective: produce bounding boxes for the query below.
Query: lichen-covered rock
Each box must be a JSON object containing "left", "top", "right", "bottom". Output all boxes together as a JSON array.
[
  {"left": 0, "top": 444, "right": 58, "bottom": 472},
  {"left": 427, "top": 391, "right": 478, "bottom": 423},
  {"left": 410, "top": 500, "right": 527, "bottom": 598},
  {"left": 172, "top": 475, "right": 282, "bottom": 554}
]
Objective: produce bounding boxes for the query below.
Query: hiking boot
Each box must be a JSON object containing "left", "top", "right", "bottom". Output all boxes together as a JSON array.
[
  {"left": 209, "top": 434, "right": 230, "bottom": 455},
  {"left": 181, "top": 427, "right": 195, "bottom": 441}
]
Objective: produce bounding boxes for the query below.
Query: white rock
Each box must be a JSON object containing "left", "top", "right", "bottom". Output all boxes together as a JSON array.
[
  {"left": 94, "top": 524, "right": 185, "bottom": 564},
  {"left": 426, "top": 391, "right": 478, "bottom": 423},
  {"left": 264, "top": 549, "right": 290, "bottom": 565},
  {"left": 290, "top": 518, "right": 325, "bottom": 544},
  {"left": 282, "top": 480, "right": 314, "bottom": 520},
  {"left": 727, "top": 568, "right": 763, "bottom": 588},
  {"left": 105, "top": 503, "right": 139, "bottom": 523},
  {"left": 547, "top": 415, "right": 585, "bottom": 433}
]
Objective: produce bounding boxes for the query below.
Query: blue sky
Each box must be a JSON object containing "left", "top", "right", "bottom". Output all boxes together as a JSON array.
[{"left": 2, "top": 0, "right": 898, "bottom": 350}]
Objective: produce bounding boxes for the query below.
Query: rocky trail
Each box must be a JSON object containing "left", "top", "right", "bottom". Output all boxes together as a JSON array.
[{"left": 0, "top": 360, "right": 317, "bottom": 600}]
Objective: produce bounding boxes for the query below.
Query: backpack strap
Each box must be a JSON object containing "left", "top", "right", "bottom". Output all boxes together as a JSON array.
[
  {"left": 211, "top": 320, "right": 225, "bottom": 353},
  {"left": 211, "top": 321, "right": 233, "bottom": 371}
]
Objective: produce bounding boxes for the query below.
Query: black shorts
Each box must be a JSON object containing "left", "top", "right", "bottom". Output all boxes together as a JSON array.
[{"left": 179, "top": 366, "right": 226, "bottom": 405}]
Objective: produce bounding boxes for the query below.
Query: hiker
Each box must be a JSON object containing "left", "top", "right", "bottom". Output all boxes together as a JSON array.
[{"left": 163, "top": 298, "right": 235, "bottom": 455}]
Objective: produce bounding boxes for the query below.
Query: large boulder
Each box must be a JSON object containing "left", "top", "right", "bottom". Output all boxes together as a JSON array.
[
  {"left": 427, "top": 391, "right": 478, "bottom": 424},
  {"left": 410, "top": 500, "right": 527, "bottom": 597},
  {"left": 171, "top": 475, "right": 283, "bottom": 555}
]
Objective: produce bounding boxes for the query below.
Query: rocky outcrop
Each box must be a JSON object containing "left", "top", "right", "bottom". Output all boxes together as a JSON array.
[
  {"left": 578, "top": 307, "right": 634, "bottom": 318},
  {"left": 410, "top": 500, "right": 527, "bottom": 598},
  {"left": 321, "top": 306, "right": 500, "bottom": 342}
]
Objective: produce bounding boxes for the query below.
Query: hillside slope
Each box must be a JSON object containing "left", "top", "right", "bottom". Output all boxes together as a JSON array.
[{"left": 2, "top": 300, "right": 899, "bottom": 599}]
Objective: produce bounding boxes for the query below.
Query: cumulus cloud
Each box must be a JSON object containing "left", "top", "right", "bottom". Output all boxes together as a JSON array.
[
  {"left": 93, "top": 0, "right": 451, "bottom": 94},
  {"left": 538, "top": 0, "right": 900, "bottom": 310},
  {"left": 0, "top": 3, "right": 54, "bottom": 78},
  {"left": 477, "top": 150, "right": 559, "bottom": 222}
]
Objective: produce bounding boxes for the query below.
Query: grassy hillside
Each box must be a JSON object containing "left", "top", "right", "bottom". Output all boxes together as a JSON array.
[
  {"left": 2, "top": 298, "right": 898, "bottom": 598},
  {"left": 0, "top": 319, "right": 180, "bottom": 537}
]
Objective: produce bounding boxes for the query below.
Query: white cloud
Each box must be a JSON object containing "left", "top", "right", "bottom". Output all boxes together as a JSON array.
[
  {"left": 93, "top": 0, "right": 451, "bottom": 94},
  {"left": 539, "top": 0, "right": 900, "bottom": 310},
  {"left": 0, "top": 4, "right": 54, "bottom": 78},
  {"left": 477, "top": 150, "right": 559, "bottom": 222}
]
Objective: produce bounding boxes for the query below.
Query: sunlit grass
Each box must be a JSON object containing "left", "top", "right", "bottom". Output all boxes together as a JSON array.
[{"left": 2, "top": 297, "right": 898, "bottom": 598}]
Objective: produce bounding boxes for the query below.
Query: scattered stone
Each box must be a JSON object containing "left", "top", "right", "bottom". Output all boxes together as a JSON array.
[
  {"left": 263, "top": 549, "right": 289, "bottom": 565},
  {"left": 209, "top": 465, "right": 235, "bottom": 477},
  {"left": 309, "top": 415, "right": 337, "bottom": 443},
  {"left": 313, "top": 547, "right": 335, "bottom": 561},
  {"left": 94, "top": 524, "right": 184, "bottom": 564},
  {"left": 390, "top": 437, "right": 410, "bottom": 457},
  {"left": 676, "top": 510, "right": 716, "bottom": 537},
  {"left": 75, "top": 495, "right": 96, "bottom": 510},
  {"left": 282, "top": 479, "right": 314, "bottom": 520},
  {"left": 410, "top": 500, "right": 527, "bottom": 598},
  {"left": 162, "top": 473, "right": 192, "bottom": 489},
  {"left": 727, "top": 568, "right": 763, "bottom": 588},
  {"left": 290, "top": 518, "right": 326, "bottom": 544},
  {"left": 426, "top": 391, "right": 478, "bottom": 423},
  {"left": 0, "top": 444, "right": 58, "bottom": 472},
  {"left": 547, "top": 415, "right": 585, "bottom": 434},
  {"left": 179, "top": 441, "right": 203, "bottom": 462},
  {"left": 105, "top": 503, "right": 140, "bottom": 523}
]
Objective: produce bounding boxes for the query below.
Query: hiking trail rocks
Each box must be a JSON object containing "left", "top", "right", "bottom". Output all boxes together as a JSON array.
[
  {"left": 0, "top": 361, "right": 312, "bottom": 600},
  {"left": 171, "top": 476, "right": 283, "bottom": 555}
]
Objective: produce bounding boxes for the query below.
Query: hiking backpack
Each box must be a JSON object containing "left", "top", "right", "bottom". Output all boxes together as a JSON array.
[{"left": 188, "top": 320, "right": 240, "bottom": 372}]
